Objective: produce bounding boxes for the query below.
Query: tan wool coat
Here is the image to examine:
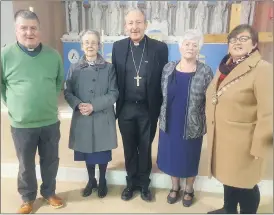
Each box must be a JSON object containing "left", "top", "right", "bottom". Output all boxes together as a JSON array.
[{"left": 205, "top": 51, "right": 273, "bottom": 189}]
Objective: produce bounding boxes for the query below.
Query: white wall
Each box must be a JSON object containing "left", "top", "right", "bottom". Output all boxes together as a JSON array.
[{"left": 1, "top": 1, "right": 16, "bottom": 47}]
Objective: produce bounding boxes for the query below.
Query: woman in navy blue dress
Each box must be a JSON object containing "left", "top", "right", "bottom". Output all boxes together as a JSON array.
[{"left": 157, "top": 29, "right": 213, "bottom": 207}]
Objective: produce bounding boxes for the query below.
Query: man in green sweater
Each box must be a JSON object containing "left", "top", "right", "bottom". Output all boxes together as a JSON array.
[{"left": 1, "top": 10, "right": 64, "bottom": 213}]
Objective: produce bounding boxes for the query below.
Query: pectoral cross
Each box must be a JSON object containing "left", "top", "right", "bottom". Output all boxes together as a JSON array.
[{"left": 134, "top": 75, "right": 142, "bottom": 87}]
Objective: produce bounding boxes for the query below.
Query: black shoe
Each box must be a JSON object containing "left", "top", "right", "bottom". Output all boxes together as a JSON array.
[
  {"left": 98, "top": 179, "right": 108, "bottom": 198},
  {"left": 82, "top": 178, "right": 97, "bottom": 197},
  {"left": 121, "top": 186, "right": 134, "bottom": 201},
  {"left": 207, "top": 207, "right": 227, "bottom": 214},
  {"left": 167, "top": 187, "right": 181, "bottom": 204},
  {"left": 140, "top": 187, "right": 152, "bottom": 202},
  {"left": 182, "top": 190, "right": 194, "bottom": 207}
]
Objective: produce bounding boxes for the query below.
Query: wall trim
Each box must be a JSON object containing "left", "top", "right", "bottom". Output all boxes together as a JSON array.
[{"left": 1, "top": 163, "right": 272, "bottom": 197}]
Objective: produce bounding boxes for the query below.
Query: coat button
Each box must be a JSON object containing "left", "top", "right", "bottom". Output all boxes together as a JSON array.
[
  {"left": 212, "top": 121, "right": 214, "bottom": 125},
  {"left": 92, "top": 79, "right": 96, "bottom": 82}
]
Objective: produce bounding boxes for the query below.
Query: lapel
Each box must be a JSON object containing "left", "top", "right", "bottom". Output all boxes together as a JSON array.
[
  {"left": 211, "top": 70, "right": 221, "bottom": 94},
  {"left": 167, "top": 72, "right": 177, "bottom": 105},
  {"left": 145, "top": 36, "right": 156, "bottom": 85},
  {"left": 120, "top": 38, "right": 130, "bottom": 88},
  {"left": 218, "top": 51, "right": 262, "bottom": 90}
]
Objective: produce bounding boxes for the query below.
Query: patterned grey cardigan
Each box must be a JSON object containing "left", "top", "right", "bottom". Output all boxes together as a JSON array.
[{"left": 159, "top": 60, "right": 213, "bottom": 139}]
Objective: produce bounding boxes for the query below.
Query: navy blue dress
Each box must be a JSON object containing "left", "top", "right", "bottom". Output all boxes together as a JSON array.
[
  {"left": 74, "top": 150, "right": 112, "bottom": 165},
  {"left": 157, "top": 70, "right": 203, "bottom": 178}
]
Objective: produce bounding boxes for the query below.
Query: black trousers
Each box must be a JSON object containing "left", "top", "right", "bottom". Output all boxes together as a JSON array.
[
  {"left": 118, "top": 103, "right": 152, "bottom": 188},
  {"left": 224, "top": 184, "right": 260, "bottom": 214},
  {"left": 11, "top": 121, "right": 60, "bottom": 202}
]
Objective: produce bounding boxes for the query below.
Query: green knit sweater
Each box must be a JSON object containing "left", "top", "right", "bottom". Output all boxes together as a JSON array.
[{"left": 1, "top": 43, "right": 64, "bottom": 128}]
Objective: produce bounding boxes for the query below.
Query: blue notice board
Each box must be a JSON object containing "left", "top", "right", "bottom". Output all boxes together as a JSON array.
[{"left": 63, "top": 41, "right": 228, "bottom": 79}]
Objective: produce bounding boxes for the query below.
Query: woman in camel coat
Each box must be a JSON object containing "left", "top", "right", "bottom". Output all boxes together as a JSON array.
[{"left": 206, "top": 24, "right": 273, "bottom": 214}]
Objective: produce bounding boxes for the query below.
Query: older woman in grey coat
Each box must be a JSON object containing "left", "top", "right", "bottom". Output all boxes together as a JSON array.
[
  {"left": 64, "top": 30, "right": 118, "bottom": 199},
  {"left": 157, "top": 29, "right": 213, "bottom": 207}
]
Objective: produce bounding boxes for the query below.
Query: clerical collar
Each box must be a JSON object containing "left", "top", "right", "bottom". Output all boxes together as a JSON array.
[
  {"left": 17, "top": 42, "right": 42, "bottom": 52},
  {"left": 130, "top": 35, "right": 146, "bottom": 47}
]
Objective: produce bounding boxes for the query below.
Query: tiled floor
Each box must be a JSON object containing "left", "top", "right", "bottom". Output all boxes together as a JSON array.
[{"left": 1, "top": 178, "right": 273, "bottom": 214}]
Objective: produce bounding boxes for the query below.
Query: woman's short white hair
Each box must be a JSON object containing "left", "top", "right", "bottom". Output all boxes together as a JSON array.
[
  {"left": 178, "top": 29, "right": 204, "bottom": 49},
  {"left": 79, "top": 29, "right": 101, "bottom": 45}
]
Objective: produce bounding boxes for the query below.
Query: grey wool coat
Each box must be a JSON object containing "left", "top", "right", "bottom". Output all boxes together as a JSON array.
[{"left": 64, "top": 54, "right": 119, "bottom": 153}]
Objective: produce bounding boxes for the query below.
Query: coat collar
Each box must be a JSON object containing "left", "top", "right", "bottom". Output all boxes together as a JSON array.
[
  {"left": 217, "top": 50, "right": 262, "bottom": 90},
  {"left": 78, "top": 53, "right": 107, "bottom": 69}
]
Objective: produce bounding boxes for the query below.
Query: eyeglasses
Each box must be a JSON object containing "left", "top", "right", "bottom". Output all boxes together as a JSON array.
[
  {"left": 229, "top": 36, "right": 251, "bottom": 44},
  {"left": 83, "top": 41, "right": 98, "bottom": 46}
]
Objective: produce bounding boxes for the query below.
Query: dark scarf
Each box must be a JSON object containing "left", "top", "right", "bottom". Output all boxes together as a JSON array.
[{"left": 219, "top": 47, "right": 258, "bottom": 76}]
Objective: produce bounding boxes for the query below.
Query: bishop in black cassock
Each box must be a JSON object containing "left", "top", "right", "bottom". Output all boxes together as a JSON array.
[{"left": 112, "top": 9, "right": 168, "bottom": 201}]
